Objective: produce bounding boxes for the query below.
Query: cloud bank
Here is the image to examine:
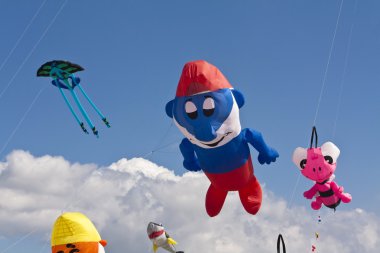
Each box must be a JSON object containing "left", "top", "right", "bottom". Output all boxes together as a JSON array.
[{"left": 0, "top": 150, "right": 379, "bottom": 253}]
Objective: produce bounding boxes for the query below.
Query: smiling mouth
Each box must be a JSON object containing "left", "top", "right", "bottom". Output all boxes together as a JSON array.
[{"left": 200, "top": 132, "right": 232, "bottom": 147}]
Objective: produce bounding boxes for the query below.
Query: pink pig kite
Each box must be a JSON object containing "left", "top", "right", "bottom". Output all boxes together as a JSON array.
[{"left": 292, "top": 127, "right": 352, "bottom": 210}]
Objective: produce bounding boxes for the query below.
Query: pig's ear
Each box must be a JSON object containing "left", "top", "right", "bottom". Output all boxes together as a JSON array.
[
  {"left": 292, "top": 147, "right": 307, "bottom": 170},
  {"left": 321, "top": 142, "right": 340, "bottom": 164}
]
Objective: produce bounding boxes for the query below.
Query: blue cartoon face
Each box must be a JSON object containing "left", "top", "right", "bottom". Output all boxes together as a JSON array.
[{"left": 166, "top": 89, "right": 245, "bottom": 148}]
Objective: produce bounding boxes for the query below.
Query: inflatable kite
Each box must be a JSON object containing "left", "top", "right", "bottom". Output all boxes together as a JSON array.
[
  {"left": 51, "top": 212, "right": 107, "bottom": 253},
  {"left": 165, "top": 60, "right": 279, "bottom": 217},
  {"left": 37, "top": 60, "right": 110, "bottom": 137},
  {"left": 147, "top": 222, "right": 184, "bottom": 253},
  {"left": 292, "top": 127, "right": 352, "bottom": 210}
]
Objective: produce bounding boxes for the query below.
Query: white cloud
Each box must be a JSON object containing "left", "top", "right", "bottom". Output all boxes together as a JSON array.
[{"left": 0, "top": 150, "right": 379, "bottom": 253}]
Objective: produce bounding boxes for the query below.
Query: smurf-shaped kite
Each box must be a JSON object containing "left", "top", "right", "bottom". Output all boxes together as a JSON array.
[
  {"left": 166, "top": 60, "right": 279, "bottom": 217},
  {"left": 292, "top": 127, "right": 352, "bottom": 210}
]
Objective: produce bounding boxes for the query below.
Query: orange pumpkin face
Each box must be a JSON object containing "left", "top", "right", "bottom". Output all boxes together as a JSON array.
[{"left": 52, "top": 242, "right": 99, "bottom": 253}]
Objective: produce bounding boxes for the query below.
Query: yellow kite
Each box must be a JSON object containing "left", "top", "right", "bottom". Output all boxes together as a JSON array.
[{"left": 51, "top": 212, "right": 107, "bottom": 253}]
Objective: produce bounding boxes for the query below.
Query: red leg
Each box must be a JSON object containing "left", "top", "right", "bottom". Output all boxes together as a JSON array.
[
  {"left": 238, "top": 176, "right": 262, "bottom": 215},
  {"left": 205, "top": 184, "right": 228, "bottom": 217}
]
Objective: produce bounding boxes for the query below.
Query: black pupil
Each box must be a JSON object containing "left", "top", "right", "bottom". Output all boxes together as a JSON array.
[
  {"left": 300, "top": 159, "right": 307, "bottom": 169},
  {"left": 324, "top": 155, "right": 333, "bottom": 164},
  {"left": 203, "top": 108, "right": 214, "bottom": 117},
  {"left": 187, "top": 111, "right": 197, "bottom": 119}
]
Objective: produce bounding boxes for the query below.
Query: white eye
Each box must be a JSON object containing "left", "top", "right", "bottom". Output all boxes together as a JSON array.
[
  {"left": 203, "top": 97, "right": 215, "bottom": 110},
  {"left": 185, "top": 101, "right": 196, "bottom": 113},
  {"left": 292, "top": 147, "right": 307, "bottom": 170},
  {"left": 321, "top": 142, "right": 340, "bottom": 164},
  {"left": 203, "top": 97, "right": 215, "bottom": 117},
  {"left": 185, "top": 101, "right": 197, "bottom": 119}
]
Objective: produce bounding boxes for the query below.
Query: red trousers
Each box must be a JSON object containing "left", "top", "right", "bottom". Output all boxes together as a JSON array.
[{"left": 204, "top": 156, "right": 262, "bottom": 217}]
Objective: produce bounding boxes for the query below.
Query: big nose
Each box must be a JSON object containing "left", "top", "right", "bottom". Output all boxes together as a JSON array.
[{"left": 194, "top": 124, "right": 217, "bottom": 142}]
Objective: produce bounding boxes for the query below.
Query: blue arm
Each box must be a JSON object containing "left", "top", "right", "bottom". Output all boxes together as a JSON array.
[
  {"left": 244, "top": 128, "right": 279, "bottom": 165},
  {"left": 179, "top": 138, "right": 202, "bottom": 171}
]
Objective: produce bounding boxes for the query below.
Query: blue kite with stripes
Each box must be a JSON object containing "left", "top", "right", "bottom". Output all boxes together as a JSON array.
[{"left": 37, "top": 60, "right": 110, "bottom": 137}]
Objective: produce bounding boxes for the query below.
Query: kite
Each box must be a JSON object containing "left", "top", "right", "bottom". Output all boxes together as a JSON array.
[
  {"left": 277, "top": 234, "right": 286, "bottom": 253},
  {"left": 147, "top": 222, "right": 184, "bottom": 253},
  {"left": 51, "top": 212, "right": 107, "bottom": 253},
  {"left": 165, "top": 60, "right": 279, "bottom": 217},
  {"left": 37, "top": 60, "right": 110, "bottom": 137},
  {"left": 292, "top": 127, "right": 352, "bottom": 210}
]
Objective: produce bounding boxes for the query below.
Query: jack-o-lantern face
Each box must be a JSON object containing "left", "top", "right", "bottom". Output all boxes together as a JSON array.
[{"left": 52, "top": 242, "right": 105, "bottom": 253}]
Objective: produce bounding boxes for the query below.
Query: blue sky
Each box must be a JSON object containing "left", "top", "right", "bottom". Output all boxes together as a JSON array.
[{"left": 0, "top": 0, "right": 379, "bottom": 252}]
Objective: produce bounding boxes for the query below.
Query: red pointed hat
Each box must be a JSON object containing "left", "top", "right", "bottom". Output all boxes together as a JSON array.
[{"left": 176, "top": 60, "right": 232, "bottom": 97}]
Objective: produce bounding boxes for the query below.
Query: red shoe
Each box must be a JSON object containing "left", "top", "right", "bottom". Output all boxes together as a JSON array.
[
  {"left": 238, "top": 176, "right": 262, "bottom": 215},
  {"left": 205, "top": 184, "right": 228, "bottom": 217}
]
